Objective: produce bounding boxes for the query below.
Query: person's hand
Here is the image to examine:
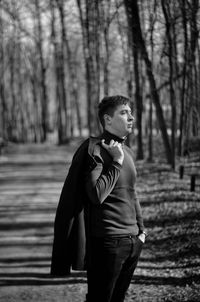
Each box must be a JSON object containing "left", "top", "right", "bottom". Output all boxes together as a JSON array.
[
  {"left": 138, "top": 233, "right": 145, "bottom": 243},
  {"left": 101, "top": 139, "right": 124, "bottom": 165}
]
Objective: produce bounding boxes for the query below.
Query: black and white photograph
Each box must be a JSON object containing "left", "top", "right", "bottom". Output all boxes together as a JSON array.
[{"left": 0, "top": 1, "right": 200, "bottom": 301}]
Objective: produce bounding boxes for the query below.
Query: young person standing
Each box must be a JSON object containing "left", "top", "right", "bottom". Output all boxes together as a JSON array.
[{"left": 51, "top": 95, "right": 147, "bottom": 302}]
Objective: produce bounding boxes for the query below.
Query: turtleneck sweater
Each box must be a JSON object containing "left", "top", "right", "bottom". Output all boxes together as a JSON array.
[{"left": 85, "top": 130, "right": 144, "bottom": 237}]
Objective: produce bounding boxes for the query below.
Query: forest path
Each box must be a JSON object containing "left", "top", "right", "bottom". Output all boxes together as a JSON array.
[{"left": 0, "top": 143, "right": 199, "bottom": 302}]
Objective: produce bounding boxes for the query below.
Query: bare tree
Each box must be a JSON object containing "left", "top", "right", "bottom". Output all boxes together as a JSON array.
[
  {"left": 124, "top": 0, "right": 174, "bottom": 166},
  {"left": 50, "top": 0, "right": 68, "bottom": 143},
  {"left": 99, "top": 0, "right": 112, "bottom": 95},
  {"left": 77, "top": 0, "right": 100, "bottom": 134},
  {"left": 34, "top": 0, "right": 49, "bottom": 142},
  {"left": 0, "top": 0, "right": 199, "bottom": 150},
  {"left": 146, "top": 0, "right": 158, "bottom": 162},
  {"left": 55, "top": 0, "right": 82, "bottom": 138},
  {"left": 161, "top": 0, "right": 177, "bottom": 167},
  {"left": 178, "top": 0, "right": 199, "bottom": 154},
  {"left": 115, "top": 0, "right": 134, "bottom": 101},
  {"left": 0, "top": 0, "right": 8, "bottom": 141}
]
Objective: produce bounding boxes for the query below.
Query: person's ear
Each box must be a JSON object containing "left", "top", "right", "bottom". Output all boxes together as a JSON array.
[{"left": 104, "top": 114, "right": 112, "bottom": 125}]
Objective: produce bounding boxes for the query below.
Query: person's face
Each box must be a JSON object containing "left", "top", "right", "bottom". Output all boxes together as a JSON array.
[{"left": 104, "top": 104, "right": 134, "bottom": 137}]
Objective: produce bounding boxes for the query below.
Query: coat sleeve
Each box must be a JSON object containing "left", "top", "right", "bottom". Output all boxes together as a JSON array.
[{"left": 50, "top": 140, "right": 89, "bottom": 276}]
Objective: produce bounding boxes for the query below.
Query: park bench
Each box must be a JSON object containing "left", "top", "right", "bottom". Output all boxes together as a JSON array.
[{"left": 179, "top": 151, "right": 200, "bottom": 192}]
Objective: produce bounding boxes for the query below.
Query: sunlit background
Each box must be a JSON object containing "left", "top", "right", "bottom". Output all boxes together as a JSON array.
[{"left": 0, "top": 0, "right": 200, "bottom": 301}]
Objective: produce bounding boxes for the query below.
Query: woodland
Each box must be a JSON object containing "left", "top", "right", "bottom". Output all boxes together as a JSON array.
[
  {"left": 0, "top": 1, "right": 200, "bottom": 302},
  {"left": 0, "top": 0, "right": 200, "bottom": 167}
]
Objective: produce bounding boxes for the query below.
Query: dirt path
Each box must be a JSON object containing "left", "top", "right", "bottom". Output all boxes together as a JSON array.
[{"left": 0, "top": 143, "right": 199, "bottom": 302}]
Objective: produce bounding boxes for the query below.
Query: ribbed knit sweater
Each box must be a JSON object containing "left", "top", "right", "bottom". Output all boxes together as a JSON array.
[{"left": 85, "top": 130, "right": 144, "bottom": 237}]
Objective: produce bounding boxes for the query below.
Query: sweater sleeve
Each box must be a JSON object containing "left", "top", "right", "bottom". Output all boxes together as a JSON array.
[
  {"left": 85, "top": 157, "right": 122, "bottom": 205},
  {"left": 134, "top": 191, "right": 145, "bottom": 233},
  {"left": 127, "top": 147, "right": 145, "bottom": 233}
]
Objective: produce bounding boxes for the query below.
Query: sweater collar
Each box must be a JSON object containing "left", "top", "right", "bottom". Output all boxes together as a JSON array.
[{"left": 101, "top": 130, "right": 126, "bottom": 144}]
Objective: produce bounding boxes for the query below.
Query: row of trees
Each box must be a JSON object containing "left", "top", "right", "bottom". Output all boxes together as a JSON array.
[{"left": 0, "top": 0, "right": 200, "bottom": 167}]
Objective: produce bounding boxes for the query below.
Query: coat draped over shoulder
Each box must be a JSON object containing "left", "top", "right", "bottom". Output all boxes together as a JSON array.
[{"left": 50, "top": 137, "right": 101, "bottom": 276}]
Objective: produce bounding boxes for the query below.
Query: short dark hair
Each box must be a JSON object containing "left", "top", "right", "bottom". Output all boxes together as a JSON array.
[{"left": 98, "top": 95, "right": 130, "bottom": 127}]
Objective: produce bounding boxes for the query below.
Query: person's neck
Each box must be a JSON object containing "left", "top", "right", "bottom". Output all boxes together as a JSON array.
[{"left": 102, "top": 129, "right": 126, "bottom": 144}]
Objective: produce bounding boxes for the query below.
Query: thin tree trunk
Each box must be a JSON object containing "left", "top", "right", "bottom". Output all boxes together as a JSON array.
[
  {"left": 99, "top": 0, "right": 111, "bottom": 96},
  {"left": 178, "top": 0, "right": 187, "bottom": 155},
  {"left": 161, "top": 0, "right": 176, "bottom": 168},
  {"left": 35, "top": 0, "right": 48, "bottom": 142},
  {"left": 56, "top": 0, "right": 70, "bottom": 140},
  {"left": 50, "top": 0, "right": 68, "bottom": 144},
  {"left": 116, "top": 0, "right": 134, "bottom": 100},
  {"left": 146, "top": 0, "right": 157, "bottom": 162},
  {"left": 133, "top": 47, "right": 143, "bottom": 159},
  {"left": 57, "top": 0, "right": 82, "bottom": 137},
  {"left": 9, "top": 39, "right": 17, "bottom": 141},
  {"left": 0, "top": 4, "right": 7, "bottom": 141},
  {"left": 148, "top": 98, "right": 153, "bottom": 161},
  {"left": 17, "top": 32, "right": 27, "bottom": 142},
  {"left": 77, "top": 0, "right": 100, "bottom": 135}
]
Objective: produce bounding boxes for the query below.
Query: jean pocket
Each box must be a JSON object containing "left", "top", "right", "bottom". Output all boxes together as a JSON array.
[{"left": 103, "top": 237, "right": 119, "bottom": 249}]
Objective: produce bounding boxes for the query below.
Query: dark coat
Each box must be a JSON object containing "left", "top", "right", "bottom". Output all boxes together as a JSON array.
[{"left": 50, "top": 137, "right": 101, "bottom": 276}]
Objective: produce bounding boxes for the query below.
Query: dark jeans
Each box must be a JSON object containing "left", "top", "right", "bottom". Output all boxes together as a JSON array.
[{"left": 86, "top": 234, "right": 143, "bottom": 302}]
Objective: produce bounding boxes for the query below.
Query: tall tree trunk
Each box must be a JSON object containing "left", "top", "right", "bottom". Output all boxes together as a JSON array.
[
  {"left": 77, "top": 0, "right": 100, "bottom": 135},
  {"left": 116, "top": 0, "right": 134, "bottom": 100},
  {"left": 35, "top": 0, "right": 48, "bottom": 142},
  {"left": 148, "top": 97, "right": 153, "bottom": 161},
  {"left": 115, "top": 0, "right": 134, "bottom": 148},
  {"left": 9, "top": 39, "right": 17, "bottom": 141},
  {"left": 146, "top": 0, "right": 157, "bottom": 162},
  {"left": 178, "top": 0, "right": 187, "bottom": 155},
  {"left": 100, "top": 0, "right": 111, "bottom": 96},
  {"left": 179, "top": 0, "right": 199, "bottom": 152},
  {"left": 0, "top": 3, "right": 7, "bottom": 141},
  {"left": 124, "top": 0, "right": 173, "bottom": 166},
  {"left": 50, "top": 0, "right": 68, "bottom": 144},
  {"left": 56, "top": 0, "right": 82, "bottom": 137},
  {"left": 56, "top": 0, "right": 71, "bottom": 140},
  {"left": 17, "top": 32, "right": 27, "bottom": 143},
  {"left": 189, "top": 0, "right": 199, "bottom": 138},
  {"left": 161, "top": 0, "right": 176, "bottom": 168},
  {"left": 133, "top": 48, "right": 143, "bottom": 159}
]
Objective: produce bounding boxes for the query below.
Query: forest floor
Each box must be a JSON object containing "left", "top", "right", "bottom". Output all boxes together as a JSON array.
[{"left": 0, "top": 141, "right": 199, "bottom": 302}]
